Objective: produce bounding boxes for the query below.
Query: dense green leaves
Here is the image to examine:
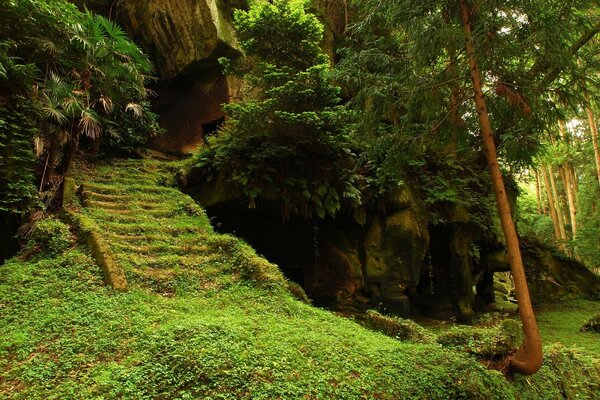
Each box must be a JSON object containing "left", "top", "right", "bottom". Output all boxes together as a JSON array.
[
  {"left": 194, "top": 0, "right": 361, "bottom": 220},
  {"left": 0, "top": 0, "right": 161, "bottom": 219}
]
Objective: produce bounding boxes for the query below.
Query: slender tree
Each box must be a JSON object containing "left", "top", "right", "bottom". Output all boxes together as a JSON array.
[
  {"left": 541, "top": 164, "right": 564, "bottom": 249},
  {"left": 584, "top": 91, "right": 600, "bottom": 185},
  {"left": 337, "top": 0, "right": 598, "bottom": 375},
  {"left": 459, "top": 0, "right": 542, "bottom": 374}
]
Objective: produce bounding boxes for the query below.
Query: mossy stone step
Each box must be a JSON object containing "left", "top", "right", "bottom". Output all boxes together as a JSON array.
[
  {"left": 111, "top": 242, "right": 210, "bottom": 256},
  {"left": 83, "top": 183, "right": 176, "bottom": 195},
  {"left": 88, "top": 212, "right": 205, "bottom": 226},
  {"left": 88, "top": 176, "right": 161, "bottom": 186},
  {"left": 82, "top": 191, "right": 131, "bottom": 202},
  {"left": 118, "top": 253, "right": 220, "bottom": 269},
  {"left": 107, "top": 232, "right": 206, "bottom": 245},
  {"left": 85, "top": 208, "right": 184, "bottom": 220},
  {"left": 83, "top": 200, "right": 130, "bottom": 211},
  {"left": 99, "top": 221, "right": 207, "bottom": 236}
]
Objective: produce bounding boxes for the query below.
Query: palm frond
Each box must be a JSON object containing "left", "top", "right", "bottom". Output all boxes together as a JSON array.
[
  {"left": 98, "top": 94, "right": 113, "bottom": 114},
  {"left": 125, "top": 102, "right": 143, "bottom": 117},
  {"left": 79, "top": 108, "right": 102, "bottom": 139}
]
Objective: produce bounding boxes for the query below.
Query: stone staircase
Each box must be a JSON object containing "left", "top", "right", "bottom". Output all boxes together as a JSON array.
[{"left": 66, "top": 158, "right": 284, "bottom": 295}]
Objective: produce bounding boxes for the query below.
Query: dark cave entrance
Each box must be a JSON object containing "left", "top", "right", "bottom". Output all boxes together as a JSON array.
[
  {"left": 206, "top": 201, "right": 315, "bottom": 288},
  {"left": 202, "top": 117, "right": 225, "bottom": 143},
  {"left": 420, "top": 225, "right": 452, "bottom": 299}
]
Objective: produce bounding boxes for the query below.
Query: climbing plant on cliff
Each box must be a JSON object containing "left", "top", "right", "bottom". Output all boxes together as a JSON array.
[
  {"left": 193, "top": 0, "right": 361, "bottom": 220},
  {"left": 336, "top": 0, "right": 599, "bottom": 375}
]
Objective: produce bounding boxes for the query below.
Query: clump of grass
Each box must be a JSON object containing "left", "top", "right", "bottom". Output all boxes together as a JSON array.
[
  {"left": 360, "top": 310, "right": 435, "bottom": 344},
  {"left": 436, "top": 320, "right": 523, "bottom": 358}
]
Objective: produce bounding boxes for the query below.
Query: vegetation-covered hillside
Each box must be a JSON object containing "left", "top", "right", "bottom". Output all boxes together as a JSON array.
[
  {"left": 1, "top": 158, "right": 599, "bottom": 399},
  {"left": 1, "top": 0, "right": 599, "bottom": 398}
]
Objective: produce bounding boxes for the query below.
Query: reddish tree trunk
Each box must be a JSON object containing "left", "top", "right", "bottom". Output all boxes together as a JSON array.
[{"left": 460, "top": 0, "right": 542, "bottom": 375}]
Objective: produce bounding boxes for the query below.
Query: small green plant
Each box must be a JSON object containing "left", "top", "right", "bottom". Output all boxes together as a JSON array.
[{"left": 27, "top": 218, "right": 73, "bottom": 256}]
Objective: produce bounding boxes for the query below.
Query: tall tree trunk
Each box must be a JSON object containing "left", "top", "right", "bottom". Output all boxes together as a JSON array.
[
  {"left": 584, "top": 91, "right": 600, "bottom": 185},
  {"left": 568, "top": 164, "right": 579, "bottom": 196},
  {"left": 548, "top": 165, "right": 567, "bottom": 242},
  {"left": 534, "top": 169, "right": 543, "bottom": 215},
  {"left": 559, "top": 165, "right": 577, "bottom": 237},
  {"left": 460, "top": 0, "right": 542, "bottom": 375},
  {"left": 541, "top": 164, "right": 564, "bottom": 250},
  {"left": 558, "top": 120, "right": 577, "bottom": 236}
]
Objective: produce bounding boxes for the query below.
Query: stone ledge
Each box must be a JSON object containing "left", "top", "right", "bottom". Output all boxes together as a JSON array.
[{"left": 61, "top": 177, "right": 128, "bottom": 292}]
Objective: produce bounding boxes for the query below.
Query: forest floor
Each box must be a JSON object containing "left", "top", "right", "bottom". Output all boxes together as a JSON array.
[{"left": 0, "top": 158, "right": 598, "bottom": 399}]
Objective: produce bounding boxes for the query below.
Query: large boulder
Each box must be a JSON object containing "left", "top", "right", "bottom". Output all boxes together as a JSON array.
[{"left": 520, "top": 239, "right": 600, "bottom": 303}]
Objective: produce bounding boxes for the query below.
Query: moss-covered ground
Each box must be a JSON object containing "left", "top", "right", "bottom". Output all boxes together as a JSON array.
[{"left": 0, "top": 159, "right": 598, "bottom": 399}]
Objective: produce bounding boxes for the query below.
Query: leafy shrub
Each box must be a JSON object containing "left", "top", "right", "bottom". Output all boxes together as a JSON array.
[
  {"left": 193, "top": 0, "right": 361, "bottom": 220},
  {"left": 27, "top": 218, "right": 73, "bottom": 256}
]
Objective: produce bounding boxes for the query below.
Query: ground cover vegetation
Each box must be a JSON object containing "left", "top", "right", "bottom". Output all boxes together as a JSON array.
[
  {"left": 1, "top": 158, "right": 599, "bottom": 399},
  {"left": 0, "top": 0, "right": 599, "bottom": 398}
]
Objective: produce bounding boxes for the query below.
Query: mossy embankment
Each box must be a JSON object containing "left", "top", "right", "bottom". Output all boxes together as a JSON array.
[{"left": 0, "top": 159, "right": 598, "bottom": 399}]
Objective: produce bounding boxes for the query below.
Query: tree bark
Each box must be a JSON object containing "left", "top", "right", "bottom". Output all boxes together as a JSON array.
[
  {"left": 558, "top": 121, "right": 577, "bottom": 236},
  {"left": 569, "top": 164, "right": 579, "bottom": 196},
  {"left": 541, "top": 165, "right": 563, "bottom": 249},
  {"left": 548, "top": 165, "right": 567, "bottom": 242},
  {"left": 460, "top": 0, "right": 542, "bottom": 375},
  {"left": 584, "top": 91, "right": 600, "bottom": 185},
  {"left": 559, "top": 165, "right": 577, "bottom": 236},
  {"left": 534, "top": 169, "right": 543, "bottom": 215}
]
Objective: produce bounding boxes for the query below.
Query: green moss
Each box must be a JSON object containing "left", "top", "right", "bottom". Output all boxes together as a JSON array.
[
  {"left": 2, "top": 158, "right": 598, "bottom": 399},
  {"left": 536, "top": 299, "right": 600, "bottom": 354},
  {"left": 361, "top": 310, "right": 436, "bottom": 343},
  {"left": 436, "top": 322, "right": 522, "bottom": 358}
]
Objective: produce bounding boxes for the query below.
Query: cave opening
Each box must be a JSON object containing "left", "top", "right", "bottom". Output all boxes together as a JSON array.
[
  {"left": 420, "top": 225, "right": 452, "bottom": 298},
  {"left": 202, "top": 117, "right": 225, "bottom": 142},
  {"left": 206, "top": 201, "right": 315, "bottom": 289}
]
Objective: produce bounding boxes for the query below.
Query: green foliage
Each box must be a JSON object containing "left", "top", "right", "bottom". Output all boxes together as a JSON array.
[
  {"left": 574, "top": 157, "right": 600, "bottom": 270},
  {"left": 362, "top": 310, "right": 436, "bottom": 344},
  {"left": 26, "top": 218, "right": 73, "bottom": 257},
  {"left": 516, "top": 187, "right": 555, "bottom": 247},
  {"left": 512, "top": 344, "right": 600, "bottom": 400},
  {"left": 194, "top": 0, "right": 361, "bottom": 220},
  {"left": 0, "top": 99, "right": 38, "bottom": 215},
  {"left": 436, "top": 320, "right": 523, "bottom": 358},
  {"left": 0, "top": 0, "right": 160, "bottom": 218},
  {"left": 334, "top": 0, "right": 599, "bottom": 236}
]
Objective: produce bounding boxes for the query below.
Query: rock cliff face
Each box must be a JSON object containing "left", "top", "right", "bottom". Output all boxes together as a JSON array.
[
  {"left": 119, "top": 0, "right": 243, "bottom": 80},
  {"left": 73, "top": 0, "right": 347, "bottom": 154}
]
